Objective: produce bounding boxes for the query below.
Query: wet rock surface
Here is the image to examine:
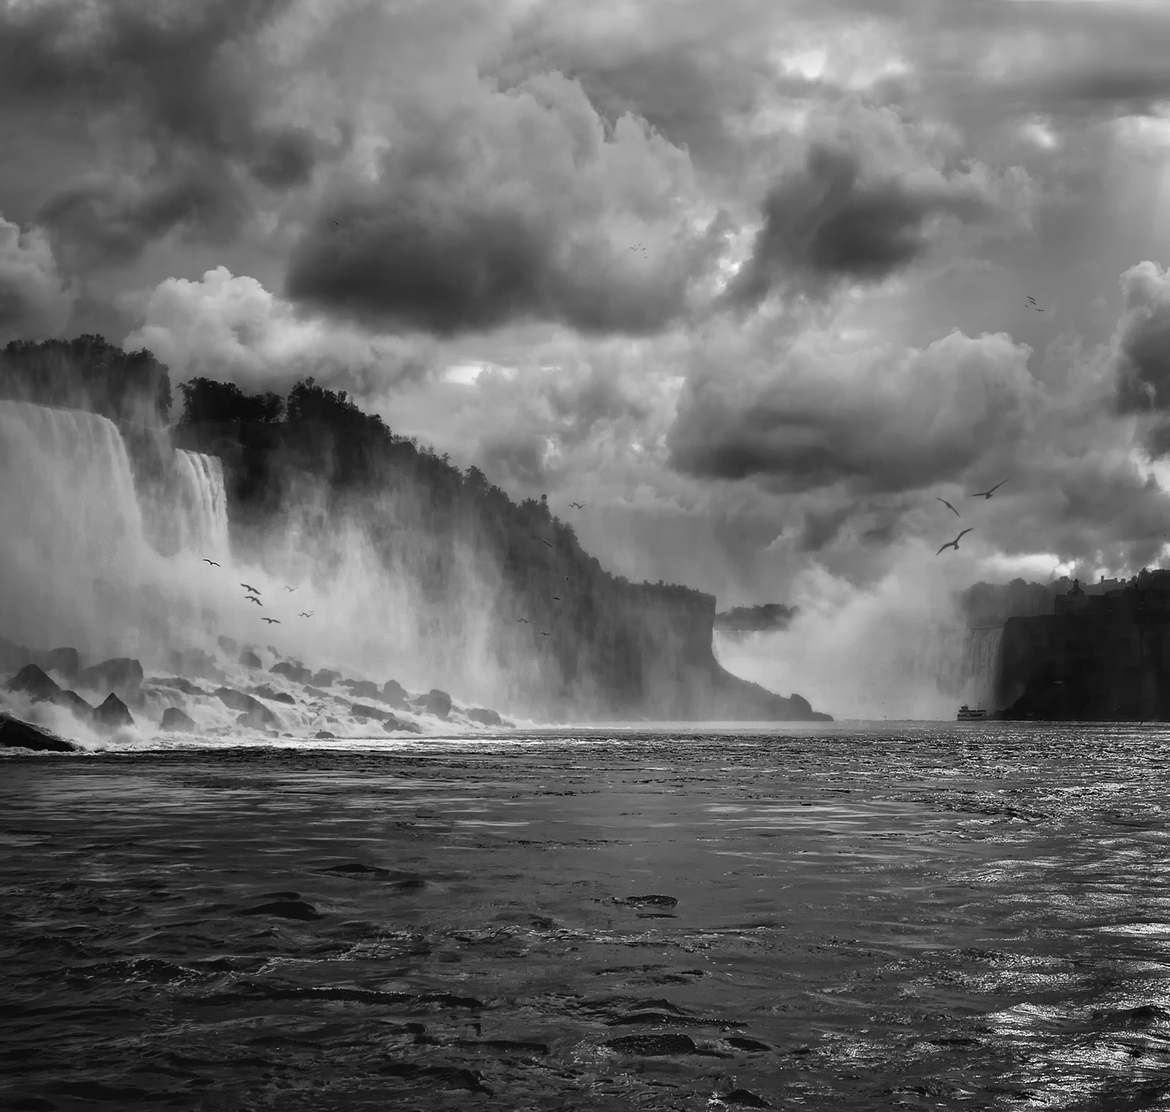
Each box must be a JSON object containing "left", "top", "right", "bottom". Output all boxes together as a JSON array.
[
  {"left": 160, "top": 707, "right": 197, "bottom": 732},
  {"left": 0, "top": 713, "right": 78, "bottom": 751},
  {"left": 93, "top": 693, "right": 134, "bottom": 731}
]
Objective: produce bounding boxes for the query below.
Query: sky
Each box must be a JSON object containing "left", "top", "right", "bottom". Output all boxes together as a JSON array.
[{"left": 3, "top": 0, "right": 1170, "bottom": 621}]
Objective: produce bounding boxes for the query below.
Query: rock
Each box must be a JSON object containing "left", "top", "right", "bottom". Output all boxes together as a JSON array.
[
  {"left": 270, "top": 661, "right": 312, "bottom": 685},
  {"left": 350, "top": 702, "right": 391, "bottom": 721},
  {"left": 467, "top": 707, "right": 502, "bottom": 727},
  {"left": 343, "top": 678, "right": 382, "bottom": 700},
  {"left": 56, "top": 690, "right": 96, "bottom": 723},
  {"left": 160, "top": 707, "right": 196, "bottom": 732},
  {"left": 35, "top": 647, "right": 81, "bottom": 680},
  {"left": 7, "top": 664, "right": 63, "bottom": 701},
  {"left": 605, "top": 1033, "right": 697, "bottom": 1056},
  {"left": 166, "top": 648, "right": 222, "bottom": 682},
  {"left": 216, "top": 635, "right": 239, "bottom": 656},
  {"left": 382, "top": 715, "right": 423, "bottom": 734},
  {"left": 789, "top": 693, "right": 813, "bottom": 717},
  {"left": 312, "top": 669, "right": 341, "bottom": 687},
  {"left": 93, "top": 693, "right": 134, "bottom": 731},
  {"left": 151, "top": 676, "right": 204, "bottom": 696},
  {"left": 76, "top": 658, "right": 144, "bottom": 698},
  {"left": 239, "top": 650, "right": 263, "bottom": 669},
  {"left": 250, "top": 684, "right": 296, "bottom": 705},
  {"left": 0, "top": 713, "right": 79, "bottom": 752},
  {"left": 236, "top": 710, "right": 275, "bottom": 730},
  {"left": 215, "top": 687, "right": 278, "bottom": 726},
  {"left": 416, "top": 688, "right": 451, "bottom": 720},
  {"left": 314, "top": 730, "right": 337, "bottom": 739},
  {"left": 381, "top": 679, "right": 408, "bottom": 708}
]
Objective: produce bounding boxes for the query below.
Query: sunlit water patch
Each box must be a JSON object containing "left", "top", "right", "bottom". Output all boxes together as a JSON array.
[{"left": 3, "top": 726, "right": 1170, "bottom": 1109}]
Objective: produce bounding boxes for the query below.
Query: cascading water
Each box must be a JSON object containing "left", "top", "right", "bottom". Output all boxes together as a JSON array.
[
  {"left": 933, "top": 625, "right": 1003, "bottom": 710},
  {"left": 172, "top": 449, "right": 229, "bottom": 560}
]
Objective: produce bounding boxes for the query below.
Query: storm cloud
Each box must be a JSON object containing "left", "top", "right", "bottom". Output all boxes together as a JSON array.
[{"left": 0, "top": 217, "right": 74, "bottom": 342}]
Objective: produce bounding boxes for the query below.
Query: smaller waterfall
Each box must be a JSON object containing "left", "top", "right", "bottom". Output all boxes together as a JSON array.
[
  {"left": 933, "top": 626, "right": 1003, "bottom": 709},
  {"left": 173, "top": 450, "right": 230, "bottom": 559}
]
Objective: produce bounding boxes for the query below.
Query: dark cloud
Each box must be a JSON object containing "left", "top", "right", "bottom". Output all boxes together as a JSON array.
[
  {"left": 799, "top": 505, "right": 853, "bottom": 552},
  {"left": 285, "top": 71, "right": 715, "bottom": 336},
  {"left": 668, "top": 328, "right": 1038, "bottom": 494},
  {"left": 1112, "top": 262, "right": 1170, "bottom": 414},
  {"left": 724, "top": 143, "right": 992, "bottom": 308},
  {"left": 37, "top": 171, "right": 245, "bottom": 268},
  {"left": 0, "top": 0, "right": 316, "bottom": 266},
  {"left": 0, "top": 217, "right": 74, "bottom": 341}
]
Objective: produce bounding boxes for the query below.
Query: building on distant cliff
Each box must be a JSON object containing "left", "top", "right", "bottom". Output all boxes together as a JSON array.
[{"left": 998, "top": 568, "right": 1170, "bottom": 720}]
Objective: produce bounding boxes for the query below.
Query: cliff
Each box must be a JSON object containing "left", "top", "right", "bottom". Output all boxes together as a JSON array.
[
  {"left": 997, "top": 571, "right": 1170, "bottom": 720},
  {"left": 174, "top": 413, "right": 830, "bottom": 723}
]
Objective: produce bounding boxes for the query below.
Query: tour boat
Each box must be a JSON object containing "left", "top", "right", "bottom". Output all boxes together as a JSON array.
[{"left": 956, "top": 705, "right": 987, "bottom": 721}]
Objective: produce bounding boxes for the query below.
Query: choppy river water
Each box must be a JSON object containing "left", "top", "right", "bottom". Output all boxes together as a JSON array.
[{"left": 4, "top": 724, "right": 1170, "bottom": 1110}]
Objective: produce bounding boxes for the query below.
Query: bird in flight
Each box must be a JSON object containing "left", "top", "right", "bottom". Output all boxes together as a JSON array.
[
  {"left": 261, "top": 617, "right": 281, "bottom": 625},
  {"left": 552, "top": 595, "right": 561, "bottom": 601},
  {"left": 937, "top": 528, "right": 974, "bottom": 556},
  {"left": 299, "top": 611, "right": 314, "bottom": 618},
  {"left": 973, "top": 479, "right": 1008, "bottom": 499},
  {"left": 540, "top": 631, "right": 550, "bottom": 637},
  {"left": 202, "top": 558, "right": 220, "bottom": 567},
  {"left": 241, "top": 584, "right": 260, "bottom": 594},
  {"left": 245, "top": 596, "right": 262, "bottom": 606},
  {"left": 516, "top": 617, "right": 531, "bottom": 624},
  {"left": 936, "top": 497, "right": 961, "bottom": 517},
  {"left": 569, "top": 501, "right": 585, "bottom": 509},
  {"left": 541, "top": 540, "right": 553, "bottom": 549},
  {"left": 283, "top": 585, "right": 298, "bottom": 593},
  {"left": 1026, "top": 297, "right": 1044, "bottom": 312}
]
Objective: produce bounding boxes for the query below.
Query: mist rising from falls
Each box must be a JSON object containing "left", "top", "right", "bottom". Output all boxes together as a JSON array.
[
  {"left": 0, "top": 399, "right": 529, "bottom": 712},
  {"left": 712, "top": 554, "right": 1007, "bottom": 720}
]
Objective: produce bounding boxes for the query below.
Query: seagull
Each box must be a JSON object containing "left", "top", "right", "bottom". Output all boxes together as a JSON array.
[
  {"left": 936, "top": 497, "right": 961, "bottom": 517},
  {"left": 241, "top": 584, "right": 260, "bottom": 594},
  {"left": 245, "top": 596, "right": 262, "bottom": 606},
  {"left": 515, "top": 617, "right": 530, "bottom": 624},
  {"left": 283, "top": 586, "right": 298, "bottom": 593},
  {"left": 541, "top": 540, "right": 553, "bottom": 549},
  {"left": 540, "top": 631, "right": 550, "bottom": 637},
  {"left": 202, "top": 558, "right": 220, "bottom": 567},
  {"left": 553, "top": 595, "right": 561, "bottom": 601},
  {"left": 299, "top": 611, "right": 314, "bottom": 618},
  {"left": 972, "top": 479, "right": 1008, "bottom": 499},
  {"left": 261, "top": 617, "right": 281, "bottom": 625},
  {"left": 936, "top": 528, "right": 974, "bottom": 556},
  {"left": 569, "top": 501, "right": 585, "bottom": 509}
]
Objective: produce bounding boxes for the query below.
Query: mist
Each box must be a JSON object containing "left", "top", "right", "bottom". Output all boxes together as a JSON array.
[{"left": 713, "top": 543, "right": 1001, "bottom": 720}]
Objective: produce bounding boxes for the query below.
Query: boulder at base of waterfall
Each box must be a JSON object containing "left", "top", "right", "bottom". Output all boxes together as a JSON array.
[
  {"left": 76, "top": 658, "right": 144, "bottom": 699},
  {"left": 215, "top": 687, "right": 277, "bottom": 725},
  {"left": 312, "top": 669, "right": 341, "bottom": 687},
  {"left": 160, "top": 707, "right": 196, "bottom": 732},
  {"left": 239, "top": 650, "right": 263, "bottom": 669},
  {"left": 34, "top": 647, "right": 81, "bottom": 680},
  {"left": 382, "top": 715, "right": 423, "bottom": 734},
  {"left": 167, "top": 648, "right": 223, "bottom": 682},
  {"left": 270, "top": 661, "right": 312, "bottom": 685},
  {"left": 381, "top": 679, "right": 408, "bottom": 708},
  {"left": 343, "top": 679, "right": 381, "bottom": 700},
  {"left": 7, "top": 663, "right": 62, "bottom": 701},
  {"left": 414, "top": 689, "right": 452, "bottom": 720},
  {"left": 93, "top": 693, "right": 134, "bottom": 732},
  {"left": 466, "top": 707, "right": 502, "bottom": 727},
  {"left": 0, "top": 713, "right": 79, "bottom": 752},
  {"left": 236, "top": 709, "right": 276, "bottom": 730},
  {"left": 350, "top": 702, "right": 391, "bottom": 722},
  {"left": 314, "top": 730, "right": 337, "bottom": 739},
  {"left": 250, "top": 684, "right": 296, "bottom": 705}
]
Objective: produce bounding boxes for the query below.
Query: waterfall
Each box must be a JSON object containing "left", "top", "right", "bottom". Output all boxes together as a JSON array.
[
  {"left": 933, "top": 625, "right": 1003, "bottom": 710},
  {"left": 172, "top": 449, "right": 229, "bottom": 559}
]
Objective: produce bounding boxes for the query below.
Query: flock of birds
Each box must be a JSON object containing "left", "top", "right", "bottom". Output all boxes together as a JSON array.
[
  {"left": 198, "top": 561, "right": 316, "bottom": 626},
  {"left": 934, "top": 479, "right": 1008, "bottom": 555}
]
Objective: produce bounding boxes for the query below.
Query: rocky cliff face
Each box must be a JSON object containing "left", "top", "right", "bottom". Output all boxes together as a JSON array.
[
  {"left": 997, "top": 573, "right": 1170, "bottom": 720},
  {"left": 176, "top": 419, "right": 830, "bottom": 722}
]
